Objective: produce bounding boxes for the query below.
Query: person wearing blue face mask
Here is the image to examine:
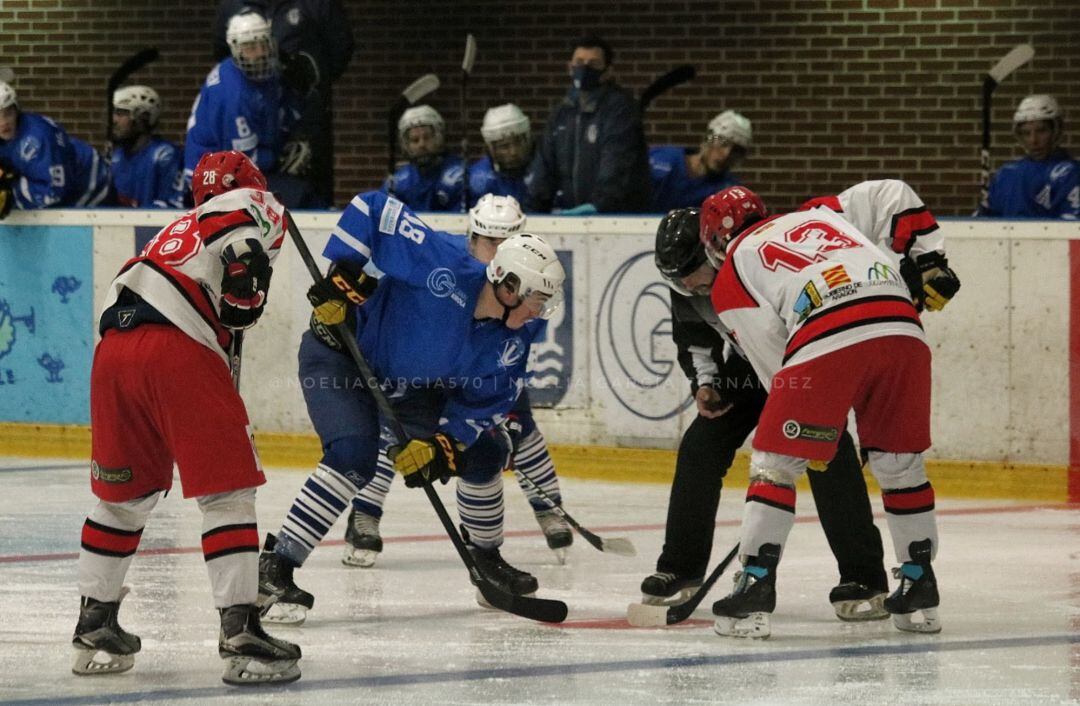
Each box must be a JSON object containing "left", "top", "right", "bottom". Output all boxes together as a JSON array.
[{"left": 526, "top": 34, "right": 650, "bottom": 214}]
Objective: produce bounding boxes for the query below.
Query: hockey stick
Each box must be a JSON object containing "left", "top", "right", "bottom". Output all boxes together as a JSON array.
[
  {"left": 459, "top": 33, "right": 477, "bottom": 212},
  {"left": 511, "top": 469, "right": 636, "bottom": 557},
  {"left": 105, "top": 48, "right": 159, "bottom": 146},
  {"left": 977, "top": 44, "right": 1034, "bottom": 212},
  {"left": 639, "top": 64, "right": 696, "bottom": 113},
  {"left": 387, "top": 73, "right": 441, "bottom": 177},
  {"left": 228, "top": 330, "right": 244, "bottom": 390},
  {"left": 626, "top": 542, "right": 739, "bottom": 627},
  {"left": 284, "top": 213, "right": 568, "bottom": 624}
]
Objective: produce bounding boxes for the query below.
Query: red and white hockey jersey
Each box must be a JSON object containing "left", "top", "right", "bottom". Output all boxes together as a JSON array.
[
  {"left": 100, "top": 188, "right": 287, "bottom": 364},
  {"left": 711, "top": 180, "right": 936, "bottom": 386}
]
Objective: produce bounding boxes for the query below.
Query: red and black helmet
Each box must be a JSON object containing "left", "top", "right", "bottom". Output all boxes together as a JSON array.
[
  {"left": 191, "top": 150, "right": 268, "bottom": 206},
  {"left": 699, "top": 186, "right": 768, "bottom": 267}
]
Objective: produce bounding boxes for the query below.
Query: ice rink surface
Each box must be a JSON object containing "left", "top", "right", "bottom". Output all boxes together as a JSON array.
[{"left": 0, "top": 457, "right": 1076, "bottom": 705}]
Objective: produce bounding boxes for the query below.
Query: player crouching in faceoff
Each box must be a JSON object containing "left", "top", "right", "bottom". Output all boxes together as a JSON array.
[
  {"left": 258, "top": 190, "right": 565, "bottom": 624},
  {"left": 73, "top": 151, "right": 300, "bottom": 685},
  {"left": 700, "top": 184, "right": 959, "bottom": 638}
]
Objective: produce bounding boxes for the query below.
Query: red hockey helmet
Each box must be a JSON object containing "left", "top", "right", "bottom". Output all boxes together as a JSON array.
[
  {"left": 191, "top": 150, "right": 268, "bottom": 206},
  {"left": 699, "top": 186, "right": 768, "bottom": 267}
]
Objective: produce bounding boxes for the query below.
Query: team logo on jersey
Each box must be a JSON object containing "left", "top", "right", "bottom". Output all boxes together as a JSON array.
[
  {"left": 18, "top": 136, "right": 40, "bottom": 162},
  {"left": 91, "top": 460, "right": 132, "bottom": 483},
  {"left": 793, "top": 281, "right": 822, "bottom": 322},
  {"left": 867, "top": 261, "right": 900, "bottom": 283},
  {"left": 426, "top": 267, "right": 465, "bottom": 307},
  {"left": 497, "top": 336, "right": 526, "bottom": 369},
  {"left": 1050, "top": 162, "right": 1073, "bottom": 181},
  {"left": 152, "top": 144, "right": 174, "bottom": 164},
  {"left": 781, "top": 420, "right": 838, "bottom": 443},
  {"left": 821, "top": 265, "right": 850, "bottom": 289}
]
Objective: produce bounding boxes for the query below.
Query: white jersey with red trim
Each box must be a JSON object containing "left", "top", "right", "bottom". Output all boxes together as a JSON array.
[
  {"left": 710, "top": 205, "right": 925, "bottom": 387},
  {"left": 99, "top": 188, "right": 287, "bottom": 363}
]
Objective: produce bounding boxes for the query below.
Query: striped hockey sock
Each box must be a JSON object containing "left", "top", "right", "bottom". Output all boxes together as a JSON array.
[
  {"left": 351, "top": 450, "right": 395, "bottom": 518},
  {"left": 881, "top": 482, "right": 938, "bottom": 562},
  {"left": 740, "top": 481, "right": 796, "bottom": 559},
  {"left": 278, "top": 463, "right": 358, "bottom": 565},
  {"left": 457, "top": 474, "right": 504, "bottom": 550},
  {"left": 78, "top": 493, "right": 159, "bottom": 601},
  {"left": 198, "top": 488, "right": 260, "bottom": 608},
  {"left": 513, "top": 429, "right": 562, "bottom": 511}
]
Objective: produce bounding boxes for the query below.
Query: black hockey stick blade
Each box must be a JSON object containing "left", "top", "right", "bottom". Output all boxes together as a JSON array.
[
  {"left": 626, "top": 542, "right": 738, "bottom": 627},
  {"left": 473, "top": 565, "right": 569, "bottom": 623},
  {"left": 640, "top": 64, "right": 696, "bottom": 111}
]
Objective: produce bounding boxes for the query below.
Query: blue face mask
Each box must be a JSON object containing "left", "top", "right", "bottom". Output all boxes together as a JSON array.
[{"left": 571, "top": 64, "right": 604, "bottom": 91}]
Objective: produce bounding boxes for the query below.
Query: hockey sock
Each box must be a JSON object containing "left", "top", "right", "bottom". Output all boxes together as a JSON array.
[
  {"left": 513, "top": 429, "right": 562, "bottom": 511},
  {"left": 78, "top": 493, "right": 160, "bottom": 601},
  {"left": 351, "top": 451, "right": 395, "bottom": 518},
  {"left": 278, "top": 463, "right": 357, "bottom": 565},
  {"left": 740, "top": 481, "right": 796, "bottom": 562},
  {"left": 457, "top": 474, "right": 504, "bottom": 549},
  {"left": 881, "top": 483, "right": 938, "bottom": 563},
  {"left": 197, "top": 488, "right": 259, "bottom": 608}
]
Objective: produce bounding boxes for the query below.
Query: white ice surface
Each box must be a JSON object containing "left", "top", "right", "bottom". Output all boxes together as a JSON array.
[{"left": 0, "top": 458, "right": 1076, "bottom": 705}]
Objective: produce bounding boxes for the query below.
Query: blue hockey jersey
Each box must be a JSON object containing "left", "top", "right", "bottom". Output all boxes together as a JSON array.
[
  {"left": 183, "top": 58, "right": 298, "bottom": 192},
  {"left": 648, "top": 145, "right": 740, "bottom": 213},
  {"left": 0, "top": 111, "right": 111, "bottom": 209},
  {"left": 111, "top": 137, "right": 184, "bottom": 208},
  {"left": 382, "top": 156, "right": 465, "bottom": 212},
  {"left": 979, "top": 150, "right": 1079, "bottom": 219},
  {"left": 325, "top": 190, "right": 543, "bottom": 445},
  {"left": 467, "top": 156, "right": 528, "bottom": 209}
]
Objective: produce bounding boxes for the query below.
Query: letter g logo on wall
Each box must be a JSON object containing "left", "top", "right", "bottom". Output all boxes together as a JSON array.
[
  {"left": 427, "top": 267, "right": 457, "bottom": 298},
  {"left": 595, "top": 251, "right": 692, "bottom": 421}
]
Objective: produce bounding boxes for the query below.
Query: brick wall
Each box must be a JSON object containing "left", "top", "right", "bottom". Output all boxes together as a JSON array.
[{"left": 2, "top": 0, "right": 1077, "bottom": 214}]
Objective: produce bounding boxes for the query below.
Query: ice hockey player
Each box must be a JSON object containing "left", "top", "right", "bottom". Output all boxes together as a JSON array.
[
  {"left": 73, "top": 150, "right": 301, "bottom": 685},
  {"left": 467, "top": 104, "right": 533, "bottom": 209},
  {"left": 700, "top": 182, "right": 959, "bottom": 638},
  {"left": 258, "top": 190, "right": 565, "bottom": 624},
  {"left": 977, "top": 94, "right": 1079, "bottom": 219},
  {"left": 0, "top": 80, "right": 111, "bottom": 218},
  {"left": 383, "top": 104, "right": 465, "bottom": 212},
  {"left": 341, "top": 194, "right": 573, "bottom": 568},
  {"left": 646, "top": 207, "right": 890, "bottom": 621},
  {"left": 648, "top": 110, "right": 752, "bottom": 213},
  {"left": 109, "top": 85, "right": 184, "bottom": 208}
]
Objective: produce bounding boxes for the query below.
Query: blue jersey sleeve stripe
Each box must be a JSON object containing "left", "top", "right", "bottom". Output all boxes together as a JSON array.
[
  {"left": 349, "top": 194, "right": 370, "bottom": 215},
  {"left": 329, "top": 225, "right": 372, "bottom": 259}
]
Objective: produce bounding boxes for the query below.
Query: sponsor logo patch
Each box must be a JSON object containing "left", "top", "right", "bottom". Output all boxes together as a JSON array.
[
  {"left": 379, "top": 196, "right": 404, "bottom": 235},
  {"left": 781, "top": 419, "right": 839, "bottom": 443},
  {"left": 91, "top": 460, "right": 132, "bottom": 483},
  {"left": 793, "top": 281, "right": 822, "bottom": 322},
  {"left": 821, "top": 265, "right": 850, "bottom": 289}
]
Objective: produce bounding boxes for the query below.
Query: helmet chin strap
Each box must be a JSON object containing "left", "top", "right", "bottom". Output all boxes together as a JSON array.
[{"left": 497, "top": 282, "right": 523, "bottom": 324}]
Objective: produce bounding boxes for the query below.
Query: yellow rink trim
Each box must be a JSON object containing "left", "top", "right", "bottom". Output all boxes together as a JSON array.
[{"left": 0, "top": 423, "right": 1069, "bottom": 502}]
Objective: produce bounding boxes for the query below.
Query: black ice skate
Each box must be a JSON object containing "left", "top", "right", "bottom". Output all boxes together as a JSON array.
[
  {"left": 219, "top": 604, "right": 301, "bottom": 686},
  {"left": 883, "top": 539, "right": 941, "bottom": 633},
  {"left": 341, "top": 508, "right": 383, "bottom": 568},
  {"left": 535, "top": 507, "right": 573, "bottom": 564},
  {"left": 72, "top": 592, "right": 141, "bottom": 675},
  {"left": 829, "top": 582, "right": 888, "bottom": 622},
  {"left": 639, "top": 571, "right": 704, "bottom": 607},
  {"left": 712, "top": 543, "right": 780, "bottom": 639},
  {"left": 466, "top": 533, "right": 538, "bottom": 608},
  {"left": 257, "top": 533, "right": 314, "bottom": 626}
]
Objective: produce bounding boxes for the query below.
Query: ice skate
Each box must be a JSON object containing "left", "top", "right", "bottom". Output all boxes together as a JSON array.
[
  {"left": 535, "top": 508, "right": 573, "bottom": 564},
  {"left": 219, "top": 604, "right": 301, "bottom": 686},
  {"left": 712, "top": 544, "right": 780, "bottom": 639},
  {"left": 467, "top": 540, "right": 538, "bottom": 608},
  {"left": 883, "top": 539, "right": 941, "bottom": 633},
  {"left": 829, "top": 582, "right": 888, "bottom": 621},
  {"left": 71, "top": 592, "right": 141, "bottom": 675},
  {"left": 341, "top": 508, "right": 383, "bottom": 568},
  {"left": 257, "top": 534, "right": 314, "bottom": 625},
  {"left": 639, "top": 571, "right": 703, "bottom": 607}
]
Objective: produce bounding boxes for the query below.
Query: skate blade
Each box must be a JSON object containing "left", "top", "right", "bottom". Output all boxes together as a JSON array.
[
  {"left": 626, "top": 602, "right": 670, "bottom": 627},
  {"left": 552, "top": 547, "right": 568, "bottom": 565},
  {"left": 72, "top": 646, "right": 135, "bottom": 675},
  {"left": 222, "top": 656, "right": 300, "bottom": 686},
  {"left": 641, "top": 585, "right": 700, "bottom": 607},
  {"left": 261, "top": 602, "right": 308, "bottom": 626},
  {"left": 341, "top": 546, "right": 379, "bottom": 568},
  {"left": 713, "top": 612, "right": 771, "bottom": 639},
  {"left": 475, "top": 588, "right": 535, "bottom": 610},
  {"left": 891, "top": 607, "right": 941, "bottom": 633},
  {"left": 833, "top": 594, "right": 888, "bottom": 622}
]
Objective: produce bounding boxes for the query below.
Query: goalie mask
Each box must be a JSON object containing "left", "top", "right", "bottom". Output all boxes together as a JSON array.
[
  {"left": 486, "top": 233, "right": 565, "bottom": 320},
  {"left": 226, "top": 11, "right": 278, "bottom": 81}
]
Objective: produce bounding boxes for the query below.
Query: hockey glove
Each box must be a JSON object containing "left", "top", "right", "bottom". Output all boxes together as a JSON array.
[
  {"left": 279, "top": 140, "right": 313, "bottom": 177},
  {"left": 503, "top": 413, "right": 524, "bottom": 448},
  {"left": 281, "top": 51, "right": 320, "bottom": 94},
  {"left": 391, "top": 433, "right": 464, "bottom": 488},
  {"left": 916, "top": 252, "right": 961, "bottom": 312},
  {"left": 219, "top": 238, "right": 273, "bottom": 330},
  {"left": 307, "top": 266, "right": 378, "bottom": 326}
]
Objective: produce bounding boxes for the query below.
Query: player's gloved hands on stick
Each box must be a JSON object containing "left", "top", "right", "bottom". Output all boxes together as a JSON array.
[
  {"left": 219, "top": 238, "right": 272, "bottom": 329},
  {"left": 917, "top": 252, "right": 961, "bottom": 312},
  {"left": 306, "top": 266, "right": 377, "bottom": 326},
  {"left": 391, "top": 433, "right": 464, "bottom": 488}
]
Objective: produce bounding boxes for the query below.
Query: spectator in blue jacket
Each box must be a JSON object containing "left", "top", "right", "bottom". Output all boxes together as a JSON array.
[
  {"left": 467, "top": 103, "right": 532, "bottom": 209},
  {"left": 648, "top": 110, "right": 752, "bottom": 213},
  {"left": 0, "top": 81, "right": 111, "bottom": 219},
  {"left": 527, "top": 35, "right": 650, "bottom": 214},
  {"left": 110, "top": 86, "right": 184, "bottom": 209},
  {"left": 977, "top": 94, "right": 1078, "bottom": 219}
]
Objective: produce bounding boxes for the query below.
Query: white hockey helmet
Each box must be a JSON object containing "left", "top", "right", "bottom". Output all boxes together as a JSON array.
[
  {"left": 226, "top": 11, "right": 278, "bottom": 81},
  {"left": 1013, "top": 94, "right": 1062, "bottom": 126},
  {"left": 469, "top": 194, "right": 527, "bottom": 238},
  {"left": 480, "top": 104, "right": 531, "bottom": 144},
  {"left": 398, "top": 104, "right": 445, "bottom": 144},
  {"left": 0, "top": 81, "right": 17, "bottom": 111},
  {"left": 707, "top": 110, "right": 753, "bottom": 149},
  {"left": 486, "top": 232, "right": 565, "bottom": 319},
  {"left": 113, "top": 85, "right": 161, "bottom": 128}
]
